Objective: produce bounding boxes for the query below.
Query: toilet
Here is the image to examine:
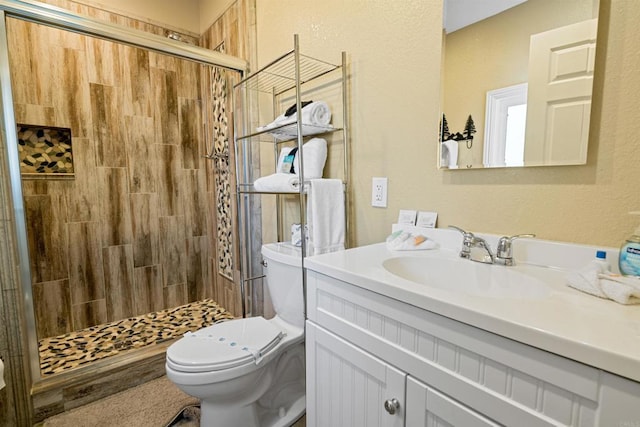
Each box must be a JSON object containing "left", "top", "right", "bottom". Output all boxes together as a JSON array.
[{"left": 165, "top": 243, "right": 306, "bottom": 427}]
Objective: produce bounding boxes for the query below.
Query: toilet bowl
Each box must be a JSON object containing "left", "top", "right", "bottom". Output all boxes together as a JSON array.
[{"left": 166, "top": 243, "right": 305, "bottom": 427}]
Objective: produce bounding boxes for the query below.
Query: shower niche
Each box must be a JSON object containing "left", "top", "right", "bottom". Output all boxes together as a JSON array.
[{"left": 16, "top": 124, "right": 75, "bottom": 177}]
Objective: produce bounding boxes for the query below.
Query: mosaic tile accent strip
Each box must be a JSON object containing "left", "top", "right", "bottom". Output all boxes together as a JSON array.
[
  {"left": 38, "top": 298, "right": 235, "bottom": 376},
  {"left": 16, "top": 124, "right": 74, "bottom": 176},
  {"left": 212, "top": 42, "right": 234, "bottom": 280}
]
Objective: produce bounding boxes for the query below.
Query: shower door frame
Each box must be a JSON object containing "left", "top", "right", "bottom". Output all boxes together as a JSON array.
[{"left": 0, "top": 0, "right": 247, "bottom": 392}]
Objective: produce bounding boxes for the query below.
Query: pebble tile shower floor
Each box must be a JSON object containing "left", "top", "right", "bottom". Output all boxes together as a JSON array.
[{"left": 39, "top": 299, "right": 235, "bottom": 376}]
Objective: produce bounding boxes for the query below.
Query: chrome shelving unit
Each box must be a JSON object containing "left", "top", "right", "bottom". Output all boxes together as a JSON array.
[{"left": 232, "top": 35, "right": 349, "bottom": 318}]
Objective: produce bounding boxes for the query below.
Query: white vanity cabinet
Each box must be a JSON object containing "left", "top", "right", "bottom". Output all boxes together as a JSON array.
[
  {"left": 305, "top": 269, "right": 640, "bottom": 427},
  {"left": 306, "top": 323, "right": 405, "bottom": 426},
  {"left": 307, "top": 321, "right": 499, "bottom": 427}
]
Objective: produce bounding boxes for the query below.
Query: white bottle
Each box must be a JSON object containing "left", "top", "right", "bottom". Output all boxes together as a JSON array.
[{"left": 594, "top": 250, "right": 611, "bottom": 273}]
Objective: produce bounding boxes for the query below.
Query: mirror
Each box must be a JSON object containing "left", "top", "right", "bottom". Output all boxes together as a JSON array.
[{"left": 439, "top": 0, "right": 599, "bottom": 169}]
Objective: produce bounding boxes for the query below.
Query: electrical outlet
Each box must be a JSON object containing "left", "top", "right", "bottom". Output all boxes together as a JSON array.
[{"left": 371, "top": 177, "right": 388, "bottom": 208}]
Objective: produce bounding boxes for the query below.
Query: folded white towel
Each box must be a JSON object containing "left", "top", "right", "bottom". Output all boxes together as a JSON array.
[
  {"left": 307, "top": 179, "right": 345, "bottom": 256},
  {"left": 259, "top": 113, "right": 293, "bottom": 131},
  {"left": 257, "top": 101, "right": 333, "bottom": 137},
  {"left": 566, "top": 262, "right": 608, "bottom": 299},
  {"left": 566, "top": 262, "right": 640, "bottom": 304},
  {"left": 276, "top": 138, "right": 327, "bottom": 179},
  {"left": 253, "top": 173, "right": 306, "bottom": 192}
]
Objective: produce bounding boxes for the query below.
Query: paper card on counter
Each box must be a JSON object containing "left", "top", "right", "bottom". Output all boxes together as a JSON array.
[
  {"left": 416, "top": 211, "right": 437, "bottom": 228},
  {"left": 397, "top": 210, "right": 417, "bottom": 225}
]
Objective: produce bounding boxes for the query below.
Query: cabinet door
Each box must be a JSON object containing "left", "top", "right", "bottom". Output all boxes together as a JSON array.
[
  {"left": 306, "top": 321, "right": 405, "bottom": 427},
  {"left": 406, "top": 376, "right": 500, "bottom": 427}
]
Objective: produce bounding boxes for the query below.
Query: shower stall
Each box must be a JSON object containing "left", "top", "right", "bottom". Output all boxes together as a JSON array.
[{"left": 0, "top": 0, "right": 249, "bottom": 421}]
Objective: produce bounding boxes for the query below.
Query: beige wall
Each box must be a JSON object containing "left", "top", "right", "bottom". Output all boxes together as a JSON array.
[
  {"left": 254, "top": 0, "right": 639, "bottom": 248},
  {"left": 199, "top": 0, "right": 237, "bottom": 35}
]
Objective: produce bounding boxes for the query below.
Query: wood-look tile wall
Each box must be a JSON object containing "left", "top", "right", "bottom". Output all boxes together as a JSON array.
[
  {"left": 0, "top": 0, "right": 255, "bottom": 422},
  {"left": 7, "top": 17, "right": 220, "bottom": 340}
]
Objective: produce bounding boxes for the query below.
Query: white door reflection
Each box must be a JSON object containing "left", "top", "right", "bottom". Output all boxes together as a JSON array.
[
  {"left": 483, "top": 83, "right": 527, "bottom": 168},
  {"left": 504, "top": 103, "right": 526, "bottom": 167}
]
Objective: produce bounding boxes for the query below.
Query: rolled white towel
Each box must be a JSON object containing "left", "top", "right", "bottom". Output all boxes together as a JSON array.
[
  {"left": 598, "top": 274, "right": 640, "bottom": 305},
  {"left": 253, "top": 173, "right": 305, "bottom": 192},
  {"left": 256, "top": 101, "right": 332, "bottom": 133},
  {"left": 297, "top": 101, "right": 331, "bottom": 126},
  {"left": 293, "top": 138, "right": 327, "bottom": 179}
]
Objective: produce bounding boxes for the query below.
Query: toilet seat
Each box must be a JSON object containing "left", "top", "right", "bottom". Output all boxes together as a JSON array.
[{"left": 166, "top": 317, "right": 284, "bottom": 373}]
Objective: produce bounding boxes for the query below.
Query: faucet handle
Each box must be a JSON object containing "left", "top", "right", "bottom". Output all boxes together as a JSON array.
[
  {"left": 449, "top": 225, "right": 474, "bottom": 258},
  {"left": 448, "top": 225, "right": 472, "bottom": 237},
  {"left": 495, "top": 234, "right": 535, "bottom": 265}
]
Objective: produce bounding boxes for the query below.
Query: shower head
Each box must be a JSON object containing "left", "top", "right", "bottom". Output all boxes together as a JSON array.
[{"left": 166, "top": 31, "right": 183, "bottom": 42}]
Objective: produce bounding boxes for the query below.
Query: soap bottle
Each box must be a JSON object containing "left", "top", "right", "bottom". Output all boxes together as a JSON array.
[{"left": 619, "top": 211, "right": 640, "bottom": 277}]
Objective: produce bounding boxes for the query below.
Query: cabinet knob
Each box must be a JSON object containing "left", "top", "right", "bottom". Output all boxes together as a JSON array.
[{"left": 384, "top": 398, "right": 400, "bottom": 415}]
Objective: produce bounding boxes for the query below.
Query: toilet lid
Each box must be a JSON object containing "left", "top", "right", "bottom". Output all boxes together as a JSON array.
[{"left": 166, "top": 317, "right": 284, "bottom": 372}]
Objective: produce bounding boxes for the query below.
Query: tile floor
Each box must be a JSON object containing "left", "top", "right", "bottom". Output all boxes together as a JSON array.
[{"left": 38, "top": 299, "right": 235, "bottom": 376}]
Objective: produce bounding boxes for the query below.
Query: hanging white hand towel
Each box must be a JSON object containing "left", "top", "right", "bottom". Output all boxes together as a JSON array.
[{"left": 307, "top": 179, "right": 345, "bottom": 256}]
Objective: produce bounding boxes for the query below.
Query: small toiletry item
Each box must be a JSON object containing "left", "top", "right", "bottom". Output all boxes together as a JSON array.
[
  {"left": 388, "top": 230, "right": 403, "bottom": 240},
  {"left": 397, "top": 210, "right": 417, "bottom": 225},
  {"left": 619, "top": 212, "right": 640, "bottom": 277},
  {"left": 291, "top": 223, "right": 308, "bottom": 247},
  {"left": 416, "top": 211, "right": 438, "bottom": 228},
  {"left": 594, "top": 250, "right": 611, "bottom": 272},
  {"left": 414, "top": 235, "right": 426, "bottom": 245},
  {"left": 279, "top": 147, "right": 298, "bottom": 174},
  {"left": 385, "top": 230, "right": 438, "bottom": 251}
]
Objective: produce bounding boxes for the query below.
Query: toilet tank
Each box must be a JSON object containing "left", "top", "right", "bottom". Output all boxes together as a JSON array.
[{"left": 261, "top": 243, "right": 304, "bottom": 328}]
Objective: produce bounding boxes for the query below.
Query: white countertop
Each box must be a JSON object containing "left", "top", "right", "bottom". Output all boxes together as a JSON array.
[{"left": 304, "top": 231, "right": 640, "bottom": 383}]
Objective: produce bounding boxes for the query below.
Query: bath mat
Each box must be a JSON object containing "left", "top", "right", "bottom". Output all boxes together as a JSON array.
[
  {"left": 167, "top": 404, "right": 201, "bottom": 427},
  {"left": 42, "top": 376, "right": 199, "bottom": 427}
]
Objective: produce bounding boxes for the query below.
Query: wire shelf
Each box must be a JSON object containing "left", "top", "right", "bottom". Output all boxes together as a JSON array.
[
  {"left": 234, "top": 50, "right": 340, "bottom": 95},
  {"left": 236, "top": 123, "right": 343, "bottom": 142}
]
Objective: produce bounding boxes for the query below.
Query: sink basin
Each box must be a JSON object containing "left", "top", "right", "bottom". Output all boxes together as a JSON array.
[{"left": 382, "top": 256, "right": 553, "bottom": 299}]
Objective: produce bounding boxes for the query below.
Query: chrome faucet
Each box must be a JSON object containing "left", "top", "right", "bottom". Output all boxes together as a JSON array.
[
  {"left": 449, "top": 226, "right": 535, "bottom": 266},
  {"left": 449, "top": 226, "right": 494, "bottom": 264},
  {"left": 494, "top": 234, "right": 536, "bottom": 266}
]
